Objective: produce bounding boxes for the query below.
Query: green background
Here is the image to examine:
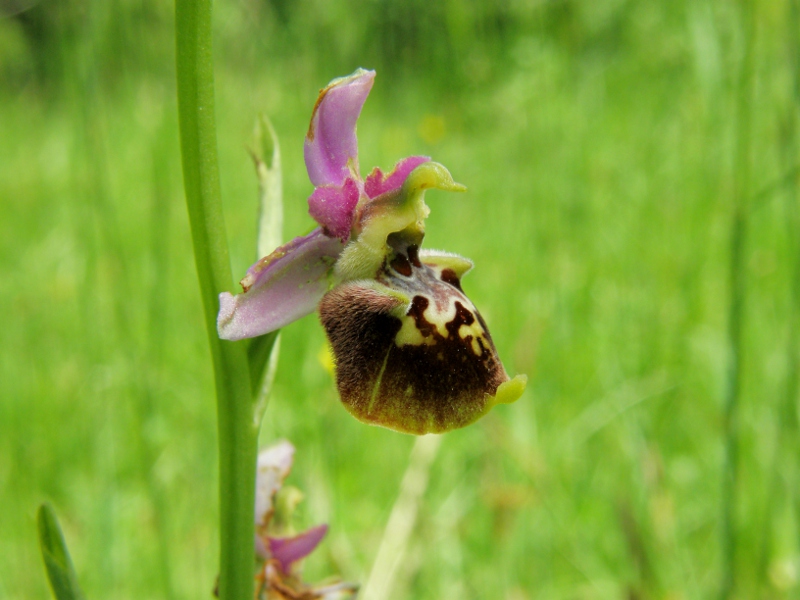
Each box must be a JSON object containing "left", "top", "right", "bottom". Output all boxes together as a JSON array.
[{"left": 2, "top": 0, "right": 799, "bottom": 598}]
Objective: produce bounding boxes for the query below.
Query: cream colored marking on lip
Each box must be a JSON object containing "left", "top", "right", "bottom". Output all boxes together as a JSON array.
[
  {"left": 395, "top": 315, "right": 434, "bottom": 347},
  {"left": 422, "top": 297, "right": 456, "bottom": 338},
  {"left": 395, "top": 293, "right": 486, "bottom": 347},
  {"left": 470, "top": 337, "right": 482, "bottom": 356},
  {"left": 393, "top": 293, "right": 440, "bottom": 347},
  {"left": 458, "top": 321, "right": 484, "bottom": 342}
]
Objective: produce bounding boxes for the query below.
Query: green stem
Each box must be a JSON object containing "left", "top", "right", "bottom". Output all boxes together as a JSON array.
[{"left": 175, "top": 3, "right": 257, "bottom": 600}]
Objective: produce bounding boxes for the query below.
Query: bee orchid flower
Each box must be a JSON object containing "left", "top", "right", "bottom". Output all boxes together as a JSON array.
[{"left": 217, "top": 69, "right": 526, "bottom": 434}]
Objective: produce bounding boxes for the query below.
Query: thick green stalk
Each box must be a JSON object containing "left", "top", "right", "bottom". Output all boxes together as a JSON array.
[{"left": 175, "top": 3, "right": 257, "bottom": 600}]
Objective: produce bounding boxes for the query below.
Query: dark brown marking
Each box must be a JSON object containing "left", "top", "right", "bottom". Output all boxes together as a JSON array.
[
  {"left": 476, "top": 335, "right": 490, "bottom": 361},
  {"left": 407, "top": 244, "right": 422, "bottom": 268},
  {"left": 445, "top": 301, "right": 475, "bottom": 338},
  {"left": 439, "top": 268, "right": 462, "bottom": 291},
  {"left": 306, "top": 86, "right": 328, "bottom": 141},
  {"left": 475, "top": 310, "right": 496, "bottom": 347},
  {"left": 407, "top": 296, "right": 435, "bottom": 338},
  {"left": 390, "top": 253, "right": 413, "bottom": 277}
]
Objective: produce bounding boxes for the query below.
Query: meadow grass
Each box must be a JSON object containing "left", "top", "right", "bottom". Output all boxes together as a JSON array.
[{"left": 1, "top": 1, "right": 799, "bottom": 598}]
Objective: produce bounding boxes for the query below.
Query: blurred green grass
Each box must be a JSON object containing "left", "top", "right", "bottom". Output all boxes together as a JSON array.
[{"left": 2, "top": 0, "right": 799, "bottom": 598}]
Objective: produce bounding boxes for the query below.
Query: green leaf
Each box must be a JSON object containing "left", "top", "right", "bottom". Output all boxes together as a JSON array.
[
  {"left": 37, "top": 504, "right": 87, "bottom": 600},
  {"left": 248, "top": 329, "right": 279, "bottom": 399},
  {"left": 247, "top": 115, "right": 283, "bottom": 421},
  {"left": 251, "top": 114, "right": 283, "bottom": 260}
]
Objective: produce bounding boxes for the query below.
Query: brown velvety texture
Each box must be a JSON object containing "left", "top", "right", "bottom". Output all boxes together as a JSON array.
[{"left": 319, "top": 253, "right": 509, "bottom": 434}]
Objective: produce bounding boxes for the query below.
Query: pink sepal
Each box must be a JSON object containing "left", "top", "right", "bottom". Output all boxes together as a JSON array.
[
  {"left": 308, "top": 177, "right": 361, "bottom": 241},
  {"left": 268, "top": 524, "right": 329, "bottom": 574},
  {"left": 304, "top": 69, "right": 375, "bottom": 187},
  {"left": 217, "top": 229, "right": 344, "bottom": 341},
  {"left": 364, "top": 155, "right": 430, "bottom": 198}
]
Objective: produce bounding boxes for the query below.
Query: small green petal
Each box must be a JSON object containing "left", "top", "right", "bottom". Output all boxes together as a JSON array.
[
  {"left": 492, "top": 374, "right": 528, "bottom": 406},
  {"left": 418, "top": 249, "right": 474, "bottom": 279},
  {"left": 400, "top": 160, "right": 467, "bottom": 195}
]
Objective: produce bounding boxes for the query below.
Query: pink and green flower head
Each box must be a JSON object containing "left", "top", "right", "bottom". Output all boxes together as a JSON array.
[{"left": 218, "top": 69, "right": 526, "bottom": 434}]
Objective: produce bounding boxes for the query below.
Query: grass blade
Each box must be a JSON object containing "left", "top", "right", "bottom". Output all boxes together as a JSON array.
[
  {"left": 37, "top": 504, "right": 87, "bottom": 600},
  {"left": 720, "top": 1, "right": 755, "bottom": 597}
]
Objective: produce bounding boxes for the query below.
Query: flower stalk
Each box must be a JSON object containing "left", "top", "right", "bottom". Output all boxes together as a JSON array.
[{"left": 175, "top": 1, "right": 257, "bottom": 599}]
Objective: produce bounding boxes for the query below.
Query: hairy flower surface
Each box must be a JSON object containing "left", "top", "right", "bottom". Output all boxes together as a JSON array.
[{"left": 218, "top": 69, "right": 526, "bottom": 434}]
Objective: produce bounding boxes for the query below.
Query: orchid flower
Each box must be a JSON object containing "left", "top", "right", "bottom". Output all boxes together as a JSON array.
[
  {"left": 253, "top": 441, "right": 358, "bottom": 600},
  {"left": 217, "top": 69, "right": 526, "bottom": 434}
]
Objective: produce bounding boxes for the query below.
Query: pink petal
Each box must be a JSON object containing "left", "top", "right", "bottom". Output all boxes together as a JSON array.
[
  {"left": 304, "top": 69, "right": 375, "bottom": 187},
  {"left": 308, "top": 176, "right": 361, "bottom": 241},
  {"left": 217, "top": 229, "right": 344, "bottom": 341},
  {"left": 268, "top": 524, "right": 329, "bottom": 573},
  {"left": 364, "top": 155, "right": 430, "bottom": 199}
]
